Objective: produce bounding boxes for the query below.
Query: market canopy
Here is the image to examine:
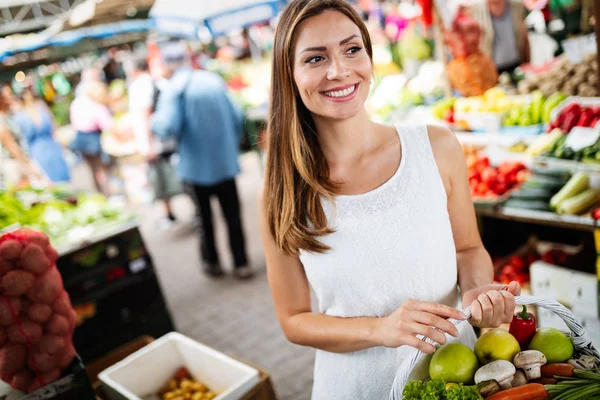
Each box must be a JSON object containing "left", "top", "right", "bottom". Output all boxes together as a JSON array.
[{"left": 149, "top": 0, "right": 286, "bottom": 38}]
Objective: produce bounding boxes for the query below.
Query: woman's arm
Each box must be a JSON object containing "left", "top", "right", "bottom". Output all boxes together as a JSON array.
[
  {"left": 427, "top": 125, "right": 519, "bottom": 327},
  {"left": 0, "top": 122, "right": 29, "bottom": 166},
  {"left": 258, "top": 185, "right": 465, "bottom": 354}
]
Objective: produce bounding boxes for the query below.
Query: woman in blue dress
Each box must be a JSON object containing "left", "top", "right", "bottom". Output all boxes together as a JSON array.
[{"left": 11, "top": 87, "right": 70, "bottom": 183}]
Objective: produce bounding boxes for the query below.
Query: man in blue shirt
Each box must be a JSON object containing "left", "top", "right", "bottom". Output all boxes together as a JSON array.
[{"left": 151, "top": 43, "right": 251, "bottom": 279}]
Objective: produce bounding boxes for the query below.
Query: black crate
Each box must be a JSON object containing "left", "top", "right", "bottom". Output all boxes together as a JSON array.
[{"left": 16, "top": 356, "right": 96, "bottom": 400}]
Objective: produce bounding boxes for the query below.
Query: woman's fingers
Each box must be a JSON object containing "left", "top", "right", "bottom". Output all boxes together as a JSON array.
[
  {"left": 500, "top": 290, "right": 517, "bottom": 323},
  {"left": 507, "top": 281, "right": 521, "bottom": 296},
  {"left": 477, "top": 293, "right": 494, "bottom": 327},
  {"left": 403, "top": 334, "right": 437, "bottom": 354},
  {"left": 405, "top": 321, "right": 448, "bottom": 345},
  {"left": 410, "top": 311, "right": 460, "bottom": 338},
  {"left": 487, "top": 290, "right": 505, "bottom": 327},
  {"left": 406, "top": 299, "right": 467, "bottom": 321},
  {"left": 470, "top": 299, "right": 483, "bottom": 327}
]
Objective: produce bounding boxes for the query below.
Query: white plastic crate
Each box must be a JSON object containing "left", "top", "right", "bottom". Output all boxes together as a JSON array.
[{"left": 99, "top": 332, "right": 260, "bottom": 400}]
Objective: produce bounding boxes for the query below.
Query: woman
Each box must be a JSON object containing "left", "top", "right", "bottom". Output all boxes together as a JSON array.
[
  {"left": 258, "top": 1, "right": 521, "bottom": 398},
  {"left": 11, "top": 87, "right": 70, "bottom": 183},
  {"left": 69, "top": 79, "right": 113, "bottom": 195},
  {"left": 0, "top": 89, "right": 40, "bottom": 184}
]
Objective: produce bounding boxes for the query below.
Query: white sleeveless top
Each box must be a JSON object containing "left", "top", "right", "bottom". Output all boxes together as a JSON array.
[{"left": 299, "top": 124, "right": 477, "bottom": 400}]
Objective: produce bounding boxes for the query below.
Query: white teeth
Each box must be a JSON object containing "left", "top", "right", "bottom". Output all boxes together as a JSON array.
[{"left": 324, "top": 85, "right": 356, "bottom": 98}]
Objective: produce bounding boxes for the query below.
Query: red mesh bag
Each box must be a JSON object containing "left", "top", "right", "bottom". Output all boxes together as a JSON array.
[{"left": 0, "top": 229, "right": 76, "bottom": 393}]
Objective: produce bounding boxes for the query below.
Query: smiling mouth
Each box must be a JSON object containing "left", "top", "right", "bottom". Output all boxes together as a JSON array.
[{"left": 322, "top": 84, "right": 358, "bottom": 98}]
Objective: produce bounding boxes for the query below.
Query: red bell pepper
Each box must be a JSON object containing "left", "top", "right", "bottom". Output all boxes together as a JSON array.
[
  {"left": 561, "top": 103, "right": 582, "bottom": 133},
  {"left": 576, "top": 108, "right": 595, "bottom": 127},
  {"left": 509, "top": 305, "right": 537, "bottom": 348}
]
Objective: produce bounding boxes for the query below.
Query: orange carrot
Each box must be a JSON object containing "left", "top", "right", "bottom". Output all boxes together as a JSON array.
[
  {"left": 486, "top": 383, "right": 549, "bottom": 400},
  {"left": 541, "top": 363, "right": 575, "bottom": 378}
]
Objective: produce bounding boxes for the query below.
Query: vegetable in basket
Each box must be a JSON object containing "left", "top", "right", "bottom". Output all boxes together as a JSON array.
[
  {"left": 545, "top": 368, "right": 600, "bottom": 399},
  {"left": 509, "top": 305, "right": 537, "bottom": 348},
  {"left": 402, "top": 379, "right": 482, "bottom": 400}
]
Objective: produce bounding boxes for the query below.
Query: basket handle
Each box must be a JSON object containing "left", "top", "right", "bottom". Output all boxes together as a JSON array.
[{"left": 389, "top": 295, "right": 600, "bottom": 400}]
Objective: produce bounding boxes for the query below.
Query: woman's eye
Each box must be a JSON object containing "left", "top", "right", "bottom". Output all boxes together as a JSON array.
[
  {"left": 347, "top": 46, "right": 363, "bottom": 54},
  {"left": 305, "top": 55, "right": 324, "bottom": 64}
]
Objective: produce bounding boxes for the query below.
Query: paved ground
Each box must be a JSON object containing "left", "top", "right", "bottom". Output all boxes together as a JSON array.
[{"left": 76, "top": 153, "right": 316, "bottom": 399}]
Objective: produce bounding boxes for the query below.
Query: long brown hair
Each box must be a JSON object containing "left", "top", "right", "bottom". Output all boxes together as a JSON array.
[{"left": 265, "top": 0, "right": 373, "bottom": 255}]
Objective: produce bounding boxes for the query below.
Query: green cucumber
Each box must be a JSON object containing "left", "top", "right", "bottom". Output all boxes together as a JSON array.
[
  {"left": 523, "top": 174, "right": 571, "bottom": 191},
  {"left": 510, "top": 187, "right": 554, "bottom": 201},
  {"left": 530, "top": 166, "right": 571, "bottom": 179},
  {"left": 504, "top": 199, "right": 550, "bottom": 211},
  {"left": 549, "top": 172, "right": 590, "bottom": 210}
]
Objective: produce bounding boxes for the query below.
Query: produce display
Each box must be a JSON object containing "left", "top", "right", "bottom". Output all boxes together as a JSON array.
[
  {"left": 152, "top": 367, "right": 216, "bottom": 400},
  {"left": 0, "top": 229, "right": 77, "bottom": 393},
  {"left": 433, "top": 88, "right": 565, "bottom": 129},
  {"left": 517, "top": 55, "right": 599, "bottom": 98},
  {"left": 0, "top": 186, "right": 132, "bottom": 249},
  {"left": 504, "top": 169, "right": 598, "bottom": 215},
  {"left": 495, "top": 247, "right": 570, "bottom": 286},
  {"left": 465, "top": 148, "right": 527, "bottom": 199},
  {"left": 444, "top": 12, "right": 498, "bottom": 97},
  {"left": 548, "top": 103, "right": 600, "bottom": 133},
  {"left": 402, "top": 306, "right": 599, "bottom": 400}
]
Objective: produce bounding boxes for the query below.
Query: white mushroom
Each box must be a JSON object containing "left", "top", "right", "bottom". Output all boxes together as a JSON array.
[
  {"left": 474, "top": 360, "right": 516, "bottom": 390},
  {"left": 512, "top": 370, "right": 528, "bottom": 387},
  {"left": 513, "top": 350, "right": 547, "bottom": 380}
]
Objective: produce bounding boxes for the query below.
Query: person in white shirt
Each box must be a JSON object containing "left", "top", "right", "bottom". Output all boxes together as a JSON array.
[{"left": 125, "top": 56, "right": 181, "bottom": 228}]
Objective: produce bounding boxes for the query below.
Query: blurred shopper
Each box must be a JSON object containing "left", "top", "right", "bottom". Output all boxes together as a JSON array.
[
  {"left": 11, "top": 86, "right": 70, "bottom": 183},
  {"left": 151, "top": 43, "right": 251, "bottom": 279},
  {"left": 74, "top": 67, "right": 105, "bottom": 97},
  {"left": 69, "top": 78, "right": 113, "bottom": 195},
  {"left": 125, "top": 55, "right": 181, "bottom": 229},
  {"left": 0, "top": 90, "right": 40, "bottom": 184},
  {"left": 470, "top": 0, "right": 530, "bottom": 73}
]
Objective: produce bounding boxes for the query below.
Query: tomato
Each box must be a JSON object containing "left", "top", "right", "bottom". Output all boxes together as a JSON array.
[
  {"left": 592, "top": 207, "right": 600, "bottom": 220},
  {"left": 502, "top": 264, "right": 517, "bottom": 276},
  {"left": 494, "top": 182, "right": 508, "bottom": 195},
  {"left": 476, "top": 182, "right": 488, "bottom": 194},
  {"left": 516, "top": 169, "right": 529, "bottom": 184},
  {"left": 509, "top": 255, "right": 526, "bottom": 271},
  {"left": 481, "top": 167, "right": 497, "bottom": 184}
]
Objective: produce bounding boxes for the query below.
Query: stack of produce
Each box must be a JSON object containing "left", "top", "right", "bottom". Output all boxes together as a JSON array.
[
  {"left": 548, "top": 103, "right": 600, "bottom": 133},
  {"left": 156, "top": 367, "right": 216, "bottom": 400},
  {"left": 0, "top": 188, "right": 131, "bottom": 248},
  {"left": 503, "top": 92, "right": 565, "bottom": 127},
  {"left": 507, "top": 169, "right": 599, "bottom": 215},
  {"left": 403, "top": 306, "right": 599, "bottom": 399},
  {"left": 466, "top": 151, "right": 527, "bottom": 199},
  {"left": 496, "top": 247, "right": 570, "bottom": 285},
  {"left": 549, "top": 172, "right": 599, "bottom": 215},
  {"left": 517, "top": 55, "right": 599, "bottom": 98},
  {"left": 505, "top": 167, "right": 571, "bottom": 211},
  {"left": 496, "top": 254, "right": 538, "bottom": 286},
  {"left": 444, "top": 12, "right": 498, "bottom": 97},
  {"left": 0, "top": 229, "right": 77, "bottom": 393},
  {"left": 433, "top": 89, "right": 565, "bottom": 129}
]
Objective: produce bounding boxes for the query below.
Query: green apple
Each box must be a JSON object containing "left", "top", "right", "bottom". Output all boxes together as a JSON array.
[
  {"left": 429, "top": 343, "right": 479, "bottom": 384},
  {"left": 474, "top": 329, "right": 521, "bottom": 365},
  {"left": 529, "top": 328, "right": 574, "bottom": 363}
]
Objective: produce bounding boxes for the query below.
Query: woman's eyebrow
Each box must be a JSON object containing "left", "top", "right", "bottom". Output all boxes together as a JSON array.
[{"left": 299, "top": 34, "right": 360, "bottom": 54}]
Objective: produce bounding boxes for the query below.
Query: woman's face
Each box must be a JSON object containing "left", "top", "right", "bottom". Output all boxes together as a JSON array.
[{"left": 293, "top": 10, "right": 372, "bottom": 121}]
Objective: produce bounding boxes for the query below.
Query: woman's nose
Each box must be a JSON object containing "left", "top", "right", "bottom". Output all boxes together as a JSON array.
[{"left": 326, "top": 57, "right": 351, "bottom": 80}]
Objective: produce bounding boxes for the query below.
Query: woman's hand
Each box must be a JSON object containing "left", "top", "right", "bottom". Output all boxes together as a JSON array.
[
  {"left": 462, "top": 281, "right": 521, "bottom": 328},
  {"left": 374, "top": 299, "right": 468, "bottom": 354}
]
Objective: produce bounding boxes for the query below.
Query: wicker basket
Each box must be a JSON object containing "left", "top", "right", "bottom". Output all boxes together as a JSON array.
[{"left": 389, "top": 295, "right": 600, "bottom": 400}]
